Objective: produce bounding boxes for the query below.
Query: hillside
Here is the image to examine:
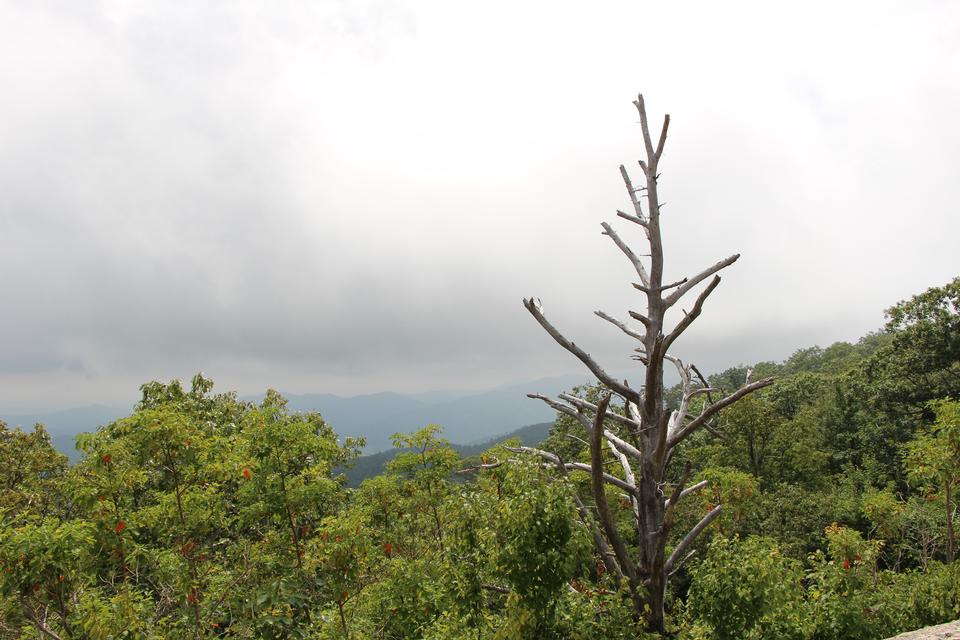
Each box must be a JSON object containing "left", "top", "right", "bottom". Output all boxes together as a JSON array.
[{"left": 339, "top": 421, "right": 553, "bottom": 486}]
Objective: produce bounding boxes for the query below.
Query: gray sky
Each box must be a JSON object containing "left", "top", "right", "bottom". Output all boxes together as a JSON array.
[{"left": 2, "top": 0, "right": 958, "bottom": 412}]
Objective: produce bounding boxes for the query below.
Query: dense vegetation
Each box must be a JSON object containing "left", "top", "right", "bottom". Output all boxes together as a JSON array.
[{"left": 1, "top": 277, "right": 958, "bottom": 639}]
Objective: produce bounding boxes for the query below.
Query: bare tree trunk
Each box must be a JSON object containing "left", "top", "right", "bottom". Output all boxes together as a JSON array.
[{"left": 521, "top": 94, "right": 773, "bottom": 633}]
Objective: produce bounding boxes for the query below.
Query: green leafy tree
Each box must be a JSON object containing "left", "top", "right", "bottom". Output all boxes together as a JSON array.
[
  {"left": 904, "top": 399, "right": 960, "bottom": 563},
  {"left": 387, "top": 425, "right": 460, "bottom": 553},
  {"left": 0, "top": 422, "right": 68, "bottom": 522},
  {"left": 806, "top": 524, "right": 885, "bottom": 640},
  {"left": 683, "top": 536, "right": 807, "bottom": 640},
  {"left": 1, "top": 375, "right": 365, "bottom": 638},
  {"left": 495, "top": 461, "right": 591, "bottom": 636},
  {"left": 0, "top": 518, "right": 96, "bottom": 638},
  {"left": 860, "top": 278, "right": 960, "bottom": 468}
]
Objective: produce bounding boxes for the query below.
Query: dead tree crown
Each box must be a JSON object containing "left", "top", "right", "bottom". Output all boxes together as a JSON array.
[{"left": 515, "top": 94, "right": 774, "bottom": 632}]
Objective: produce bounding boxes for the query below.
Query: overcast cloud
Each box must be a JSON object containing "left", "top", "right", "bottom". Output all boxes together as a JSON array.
[{"left": 1, "top": 0, "right": 958, "bottom": 411}]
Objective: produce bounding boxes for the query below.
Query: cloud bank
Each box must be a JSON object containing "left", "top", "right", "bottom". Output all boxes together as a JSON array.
[{"left": 1, "top": 0, "right": 958, "bottom": 410}]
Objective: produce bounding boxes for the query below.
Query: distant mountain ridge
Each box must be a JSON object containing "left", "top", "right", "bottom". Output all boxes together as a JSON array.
[
  {"left": 1, "top": 374, "right": 589, "bottom": 459},
  {"left": 0, "top": 404, "right": 130, "bottom": 459},
  {"left": 244, "top": 374, "right": 588, "bottom": 452},
  {"left": 271, "top": 391, "right": 428, "bottom": 440},
  {"left": 340, "top": 421, "right": 554, "bottom": 487}
]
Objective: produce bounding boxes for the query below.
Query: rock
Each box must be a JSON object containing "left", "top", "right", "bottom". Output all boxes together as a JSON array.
[{"left": 887, "top": 620, "right": 960, "bottom": 640}]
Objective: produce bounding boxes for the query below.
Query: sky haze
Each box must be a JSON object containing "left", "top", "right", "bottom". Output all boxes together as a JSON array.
[{"left": 2, "top": 0, "right": 958, "bottom": 412}]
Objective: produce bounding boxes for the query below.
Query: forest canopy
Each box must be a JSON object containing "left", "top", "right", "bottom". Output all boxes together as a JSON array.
[{"left": 1, "top": 277, "right": 958, "bottom": 639}]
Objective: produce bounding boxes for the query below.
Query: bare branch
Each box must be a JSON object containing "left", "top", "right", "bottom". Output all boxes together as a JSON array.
[
  {"left": 507, "top": 446, "right": 638, "bottom": 494},
  {"left": 589, "top": 395, "right": 641, "bottom": 588},
  {"left": 654, "top": 114, "right": 670, "bottom": 160},
  {"left": 665, "top": 505, "right": 723, "bottom": 574},
  {"left": 634, "top": 277, "right": 688, "bottom": 295},
  {"left": 625, "top": 399, "right": 642, "bottom": 430},
  {"left": 665, "top": 355, "right": 693, "bottom": 441},
  {"left": 555, "top": 394, "right": 644, "bottom": 456},
  {"left": 528, "top": 391, "right": 638, "bottom": 436},
  {"left": 628, "top": 310, "right": 652, "bottom": 327},
  {"left": 661, "top": 277, "right": 688, "bottom": 292},
  {"left": 664, "top": 276, "right": 721, "bottom": 351},
  {"left": 668, "top": 550, "right": 696, "bottom": 577},
  {"left": 634, "top": 95, "right": 656, "bottom": 161},
  {"left": 573, "top": 492, "right": 625, "bottom": 581},
  {"left": 661, "top": 351, "right": 686, "bottom": 380},
  {"left": 665, "top": 480, "right": 708, "bottom": 509},
  {"left": 526, "top": 393, "right": 579, "bottom": 419},
  {"left": 564, "top": 462, "right": 637, "bottom": 493},
  {"left": 523, "top": 298, "right": 639, "bottom": 402},
  {"left": 527, "top": 392, "right": 643, "bottom": 460},
  {"left": 455, "top": 458, "right": 502, "bottom": 474},
  {"left": 607, "top": 439, "right": 637, "bottom": 486},
  {"left": 608, "top": 439, "right": 640, "bottom": 527},
  {"left": 664, "top": 254, "right": 740, "bottom": 307},
  {"left": 601, "top": 222, "right": 650, "bottom": 287},
  {"left": 595, "top": 310, "right": 645, "bottom": 341},
  {"left": 616, "top": 209, "right": 648, "bottom": 227},
  {"left": 482, "top": 584, "right": 510, "bottom": 594},
  {"left": 690, "top": 364, "right": 711, "bottom": 391},
  {"left": 565, "top": 433, "right": 591, "bottom": 449},
  {"left": 689, "top": 364, "right": 724, "bottom": 433},
  {"left": 668, "top": 377, "right": 775, "bottom": 449},
  {"left": 507, "top": 445, "right": 559, "bottom": 463},
  {"left": 703, "top": 423, "right": 726, "bottom": 439},
  {"left": 21, "top": 604, "right": 63, "bottom": 640},
  {"left": 619, "top": 165, "right": 647, "bottom": 225},
  {"left": 557, "top": 393, "right": 634, "bottom": 426}
]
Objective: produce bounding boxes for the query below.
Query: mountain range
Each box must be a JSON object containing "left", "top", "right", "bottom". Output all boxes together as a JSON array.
[{"left": 0, "top": 373, "right": 589, "bottom": 459}]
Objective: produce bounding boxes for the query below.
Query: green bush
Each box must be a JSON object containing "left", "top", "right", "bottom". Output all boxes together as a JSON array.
[{"left": 684, "top": 535, "right": 808, "bottom": 640}]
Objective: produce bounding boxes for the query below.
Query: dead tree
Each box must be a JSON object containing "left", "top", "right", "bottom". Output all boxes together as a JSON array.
[{"left": 518, "top": 95, "right": 774, "bottom": 633}]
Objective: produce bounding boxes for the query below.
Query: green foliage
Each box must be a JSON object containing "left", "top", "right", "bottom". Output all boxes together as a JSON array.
[
  {"left": 687, "top": 467, "right": 758, "bottom": 538},
  {"left": 0, "top": 421, "right": 68, "bottom": 521},
  {"left": 900, "top": 398, "right": 960, "bottom": 563},
  {"left": 683, "top": 528, "right": 960, "bottom": 640},
  {"left": 0, "top": 518, "right": 96, "bottom": 638},
  {"left": 806, "top": 524, "right": 895, "bottom": 640},
  {"left": 3, "top": 277, "right": 960, "bottom": 638},
  {"left": 495, "top": 462, "right": 591, "bottom": 633},
  {"left": 684, "top": 536, "right": 808, "bottom": 640},
  {"left": 863, "top": 278, "right": 960, "bottom": 446},
  {"left": 1, "top": 376, "right": 361, "bottom": 638},
  {"left": 904, "top": 399, "right": 960, "bottom": 493}
]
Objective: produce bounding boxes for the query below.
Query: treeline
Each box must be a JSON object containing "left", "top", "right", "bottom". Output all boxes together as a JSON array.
[{"left": 0, "top": 277, "right": 957, "bottom": 639}]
